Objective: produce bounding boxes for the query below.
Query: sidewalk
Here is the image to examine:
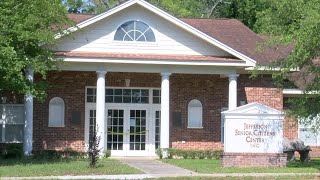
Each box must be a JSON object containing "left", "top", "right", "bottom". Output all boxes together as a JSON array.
[{"left": 117, "top": 157, "right": 198, "bottom": 177}]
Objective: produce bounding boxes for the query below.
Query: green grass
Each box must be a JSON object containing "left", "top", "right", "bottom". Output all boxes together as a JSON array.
[
  {"left": 0, "top": 158, "right": 142, "bottom": 177},
  {"left": 152, "top": 176, "right": 319, "bottom": 180},
  {"left": 161, "top": 159, "right": 320, "bottom": 173}
]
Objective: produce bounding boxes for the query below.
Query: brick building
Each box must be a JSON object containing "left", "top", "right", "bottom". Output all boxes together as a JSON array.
[{"left": 1, "top": 0, "right": 312, "bottom": 157}]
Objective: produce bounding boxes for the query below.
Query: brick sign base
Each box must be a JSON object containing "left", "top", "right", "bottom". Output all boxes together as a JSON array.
[{"left": 221, "top": 153, "right": 287, "bottom": 168}]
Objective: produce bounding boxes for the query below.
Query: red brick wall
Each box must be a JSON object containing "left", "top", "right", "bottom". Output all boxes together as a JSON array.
[
  {"left": 238, "top": 75, "right": 283, "bottom": 110},
  {"left": 221, "top": 153, "right": 287, "bottom": 167},
  {"left": 170, "top": 74, "right": 227, "bottom": 150},
  {"left": 33, "top": 72, "right": 296, "bottom": 153},
  {"left": 33, "top": 71, "right": 160, "bottom": 151}
]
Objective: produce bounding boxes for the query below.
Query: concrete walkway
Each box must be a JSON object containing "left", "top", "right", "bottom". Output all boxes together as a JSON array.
[{"left": 117, "top": 157, "right": 198, "bottom": 177}]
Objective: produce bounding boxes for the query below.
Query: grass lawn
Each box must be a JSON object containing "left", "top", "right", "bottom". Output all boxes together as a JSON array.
[
  {"left": 152, "top": 176, "right": 319, "bottom": 180},
  {"left": 0, "top": 158, "right": 142, "bottom": 177},
  {"left": 161, "top": 159, "right": 320, "bottom": 174}
]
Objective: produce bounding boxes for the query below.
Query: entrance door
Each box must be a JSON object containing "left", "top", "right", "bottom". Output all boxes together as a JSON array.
[{"left": 106, "top": 108, "right": 150, "bottom": 156}]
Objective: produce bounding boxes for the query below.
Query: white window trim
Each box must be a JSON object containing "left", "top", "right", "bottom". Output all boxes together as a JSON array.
[
  {"left": 187, "top": 99, "right": 203, "bottom": 129},
  {"left": 48, "top": 97, "right": 65, "bottom": 127}
]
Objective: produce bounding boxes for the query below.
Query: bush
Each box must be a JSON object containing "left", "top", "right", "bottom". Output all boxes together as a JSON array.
[
  {"left": 155, "top": 148, "right": 163, "bottom": 159},
  {"left": 32, "top": 149, "right": 86, "bottom": 159},
  {"left": 103, "top": 150, "right": 111, "bottom": 159},
  {"left": 87, "top": 127, "right": 101, "bottom": 168},
  {"left": 1, "top": 143, "right": 23, "bottom": 159},
  {"left": 156, "top": 148, "right": 223, "bottom": 160}
]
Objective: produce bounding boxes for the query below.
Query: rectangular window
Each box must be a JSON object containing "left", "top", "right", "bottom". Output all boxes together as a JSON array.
[
  {"left": 87, "top": 87, "right": 158, "bottom": 104},
  {"left": 89, "top": 110, "right": 96, "bottom": 148},
  {"left": 87, "top": 88, "right": 97, "bottom": 103},
  {"left": 155, "top": 111, "right": 161, "bottom": 149},
  {"left": 298, "top": 116, "right": 320, "bottom": 146},
  {"left": 152, "top": 90, "right": 161, "bottom": 104},
  {"left": 0, "top": 105, "right": 24, "bottom": 143}
]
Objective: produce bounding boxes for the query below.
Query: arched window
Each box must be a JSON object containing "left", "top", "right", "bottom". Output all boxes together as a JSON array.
[
  {"left": 188, "top": 99, "right": 203, "bottom": 128},
  {"left": 48, "top": 97, "right": 65, "bottom": 127},
  {"left": 114, "top": 20, "right": 155, "bottom": 42}
]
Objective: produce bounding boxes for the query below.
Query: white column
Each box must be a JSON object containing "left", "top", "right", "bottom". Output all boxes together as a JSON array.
[
  {"left": 96, "top": 69, "right": 107, "bottom": 151},
  {"left": 24, "top": 66, "right": 34, "bottom": 155},
  {"left": 228, "top": 74, "right": 239, "bottom": 110},
  {"left": 160, "top": 72, "right": 171, "bottom": 149}
]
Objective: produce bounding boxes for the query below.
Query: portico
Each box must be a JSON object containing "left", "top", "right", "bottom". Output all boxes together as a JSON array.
[{"left": 68, "top": 61, "right": 241, "bottom": 156}]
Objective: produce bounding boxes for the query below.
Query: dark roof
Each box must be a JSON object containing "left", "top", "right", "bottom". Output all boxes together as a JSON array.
[{"left": 66, "top": 14, "right": 292, "bottom": 65}]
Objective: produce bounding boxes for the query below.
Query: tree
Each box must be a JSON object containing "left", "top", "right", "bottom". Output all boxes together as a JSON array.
[
  {"left": 0, "top": 0, "right": 71, "bottom": 99},
  {"left": 254, "top": 0, "right": 320, "bottom": 125}
]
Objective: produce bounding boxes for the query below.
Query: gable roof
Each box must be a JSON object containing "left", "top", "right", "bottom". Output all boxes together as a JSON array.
[
  {"left": 59, "top": 0, "right": 256, "bottom": 67},
  {"left": 63, "top": 0, "right": 291, "bottom": 66}
]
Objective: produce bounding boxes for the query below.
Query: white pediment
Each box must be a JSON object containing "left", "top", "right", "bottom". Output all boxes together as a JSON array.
[
  {"left": 222, "top": 102, "right": 283, "bottom": 115},
  {"left": 54, "top": 0, "right": 256, "bottom": 67}
]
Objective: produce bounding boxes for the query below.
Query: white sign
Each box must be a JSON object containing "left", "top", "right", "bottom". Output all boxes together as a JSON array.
[{"left": 223, "top": 103, "right": 284, "bottom": 153}]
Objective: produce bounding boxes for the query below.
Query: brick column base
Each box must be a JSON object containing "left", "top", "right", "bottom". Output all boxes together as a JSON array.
[{"left": 221, "top": 153, "right": 287, "bottom": 168}]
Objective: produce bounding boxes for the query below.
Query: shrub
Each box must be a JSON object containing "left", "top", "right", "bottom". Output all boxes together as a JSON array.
[
  {"left": 1, "top": 143, "right": 23, "bottom": 159},
  {"left": 87, "top": 127, "right": 101, "bottom": 168},
  {"left": 155, "top": 148, "right": 163, "bottom": 159},
  {"left": 32, "top": 149, "right": 86, "bottom": 159},
  {"left": 155, "top": 148, "right": 223, "bottom": 160},
  {"left": 103, "top": 150, "right": 111, "bottom": 159}
]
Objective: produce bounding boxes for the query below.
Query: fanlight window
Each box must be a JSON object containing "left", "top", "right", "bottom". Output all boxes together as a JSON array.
[{"left": 114, "top": 20, "right": 155, "bottom": 42}]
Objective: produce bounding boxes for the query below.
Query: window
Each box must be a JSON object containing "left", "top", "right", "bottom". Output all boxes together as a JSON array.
[
  {"left": 187, "top": 99, "right": 203, "bottom": 128},
  {"left": 299, "top": 115, "right": 320, "bottom": 146},
  {"left": 48, "top": 97, "right": 65, "bottom": 127},
  {"left": 114, "top": 20, "right": 155, "bottom": 42},
  {"left": 152, "top": 90, "right": 161, "bottom": 104},
  {"left": 0, "top": 105, "right": 24, "bottom": 143},
  {"left": 86, "top": 88, "right": 160, "bottom": 104}
]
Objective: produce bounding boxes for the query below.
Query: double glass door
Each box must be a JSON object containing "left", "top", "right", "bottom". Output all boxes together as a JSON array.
[
  {"left": 106, "top": 108, "right": 148, "bottom": 156},
  {"left": 88, "top": 106, "right": 160, "bottom": 156}
]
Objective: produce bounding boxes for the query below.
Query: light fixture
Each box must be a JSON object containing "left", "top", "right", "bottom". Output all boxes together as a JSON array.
[{"left": 125, "top": 79, "right": 130, "bottom": 87}]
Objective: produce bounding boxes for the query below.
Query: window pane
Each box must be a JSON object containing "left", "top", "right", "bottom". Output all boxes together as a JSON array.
[
  {"left": 5, "top": 125, "right": 23, "bottom": 142},
  {"left": 0, "top": 126, "right": 2, "bottom": 142},
  {"left": 114, "top": 28, "right": 126, "bottom": 41},
  {"left": 299, "top": 128, "right": 317, "bottom": 145},
  {"left": 153, "top": 97, "right": 160, "bottom": 104},
  {"left": 106, "top": 89, "right": 114, "bottom": 96},
  {"left": 136, "top": 21, "right": 149, "bottom": 32},
  {"left": 153, "top": 90, "right": 160, "bottom": 96},
  {"left": 141, "top": 90, "right": 149, "bottom": 96},
  {"left": 145, "top": 29, "right": 156, "bottom": 42},
  {"left": 121, "top": 21, "right": 134, "bottom": 32},
  {"left": 115, "top": 89, "right": 123, "bottom": 95},
  {"left": 106, "top": 96, "right": 113, "bottom": 103},
  {"left": 123, "top": 89, "right": 131, "bottom": 95},
  {"left": 141, "top": 97, "right": 148, "bottom": 104}
]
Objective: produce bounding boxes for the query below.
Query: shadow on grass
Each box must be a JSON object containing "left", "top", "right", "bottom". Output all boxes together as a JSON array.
[{"left": 0, "top": 157, "right": 84, "bottom": 166}]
